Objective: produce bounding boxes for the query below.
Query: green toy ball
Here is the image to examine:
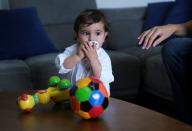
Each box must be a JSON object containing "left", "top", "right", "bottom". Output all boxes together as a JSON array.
[
  {"left": 58, "top": 79, "right": 72, "bottom": 89},
  {"left": 48, "top": 76, "right": 61, "bottom": 86}
]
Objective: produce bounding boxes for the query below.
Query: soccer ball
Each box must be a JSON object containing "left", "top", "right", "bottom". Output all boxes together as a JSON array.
[{"left": 69, "top": 77, "right": 109, "bottom": 119}]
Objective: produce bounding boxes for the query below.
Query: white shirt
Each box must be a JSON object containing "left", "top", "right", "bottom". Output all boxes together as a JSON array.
[{"left": 55, "top": 44, "right": 114, "bottom": 96}]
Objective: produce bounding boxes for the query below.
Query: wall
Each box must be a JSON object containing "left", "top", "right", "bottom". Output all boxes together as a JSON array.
[
  {"left": 96, "top": 0, "right": 175, "bottom": 8},
  {"left": 0, "top": 0, "right": 8, "bottom": 9},
  {"left": 0, "top": 0, "right": 175, "bottom": 9}
]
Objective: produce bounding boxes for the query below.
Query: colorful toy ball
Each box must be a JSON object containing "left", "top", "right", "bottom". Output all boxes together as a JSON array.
[{"left": 69, "top": 77, "right": 109, "bottom": 119}]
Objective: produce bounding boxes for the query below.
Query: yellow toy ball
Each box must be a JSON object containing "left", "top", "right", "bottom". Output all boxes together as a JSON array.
[{"left": 18, "top": 94, "right": 36, "bottom": 113}]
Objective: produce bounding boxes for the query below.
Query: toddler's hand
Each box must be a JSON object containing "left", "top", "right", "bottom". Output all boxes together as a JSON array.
[
  {"left": 82, "top": 42, "right": 98, "bottom": 62},
  {"left": 77, "top": 44, "right": 85, "bottom": 59}
]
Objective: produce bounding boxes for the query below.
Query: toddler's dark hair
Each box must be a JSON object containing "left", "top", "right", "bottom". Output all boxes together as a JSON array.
[{"left": 74, "top": 9, "right": 110, "bottom": 34}]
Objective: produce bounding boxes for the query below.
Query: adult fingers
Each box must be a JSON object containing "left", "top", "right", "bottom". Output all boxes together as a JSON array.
[
  {"left": 152, "top": 35, "right": 165, "bottom": 47},
  {"left": 138, "top": 30, "right": 150, "bottom": 45},
  {"left": 142, "top": 28, "right": 157, "bottom": 49},
  {"left": 146, "top": 29, "right": 161, "bottom": 49}
]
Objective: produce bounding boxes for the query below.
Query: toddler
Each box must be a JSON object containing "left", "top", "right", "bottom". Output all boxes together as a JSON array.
[{"left": 55, "top": 9, "right": 114, "bottom": 95}]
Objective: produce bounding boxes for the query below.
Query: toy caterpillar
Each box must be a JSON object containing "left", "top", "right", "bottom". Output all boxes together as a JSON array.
[
  {"left": 17, "top": 76, "right": 72, "bottom": 112},
  {"left": 17, "top": 76, "right": 109, "bottom": 119}
]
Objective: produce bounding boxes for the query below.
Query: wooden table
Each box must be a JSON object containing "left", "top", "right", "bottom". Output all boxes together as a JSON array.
[{"left": 0, "top": 91, "right": 192, "bottom": 131}]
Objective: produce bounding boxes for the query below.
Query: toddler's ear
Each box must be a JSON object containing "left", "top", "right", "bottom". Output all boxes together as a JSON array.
[
  {"left": 73, "top": 31, "right": 78, "bottom": 40},
  {"left": 105, "top": 32, "right": 109, "bottom": 40}
]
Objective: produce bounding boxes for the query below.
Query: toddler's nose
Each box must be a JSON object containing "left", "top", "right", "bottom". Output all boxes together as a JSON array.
[{"left": 88, "top": 34, "right": 95, "bottom": 41}]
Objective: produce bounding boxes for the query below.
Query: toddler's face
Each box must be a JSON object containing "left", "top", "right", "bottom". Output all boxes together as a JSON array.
[{"left": 76, "top": 21, "right": 108, "bottom": 48}]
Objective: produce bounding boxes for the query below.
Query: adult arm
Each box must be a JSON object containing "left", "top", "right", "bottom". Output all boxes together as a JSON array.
[
  {"left": 138, "top": 20, "right": 192, "bottom": 49},
  {"left": 176, "top": 20, "right": 192, "bottom": 36}
]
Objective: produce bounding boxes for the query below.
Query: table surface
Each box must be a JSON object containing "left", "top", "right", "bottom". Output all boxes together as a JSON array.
[{"left": 0, "top": 91, "right": 192, "bottom": 131}]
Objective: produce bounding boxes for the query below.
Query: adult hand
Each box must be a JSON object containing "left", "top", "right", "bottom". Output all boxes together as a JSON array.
[{"left": 138, "top": 24, "right": 176, "bottom": 49}]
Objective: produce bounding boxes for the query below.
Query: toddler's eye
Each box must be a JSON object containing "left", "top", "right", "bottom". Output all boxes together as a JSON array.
[
  {"left": 96, "top": 32, "right": 101, "bottom": 36},
  {"left": 80, "top": 31, "right": 90, "bottom": 36}
]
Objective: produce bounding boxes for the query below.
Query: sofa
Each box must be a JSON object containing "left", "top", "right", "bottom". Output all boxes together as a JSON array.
[{"left": 2, "top": 0, "right": 191, "bottom": 106}]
